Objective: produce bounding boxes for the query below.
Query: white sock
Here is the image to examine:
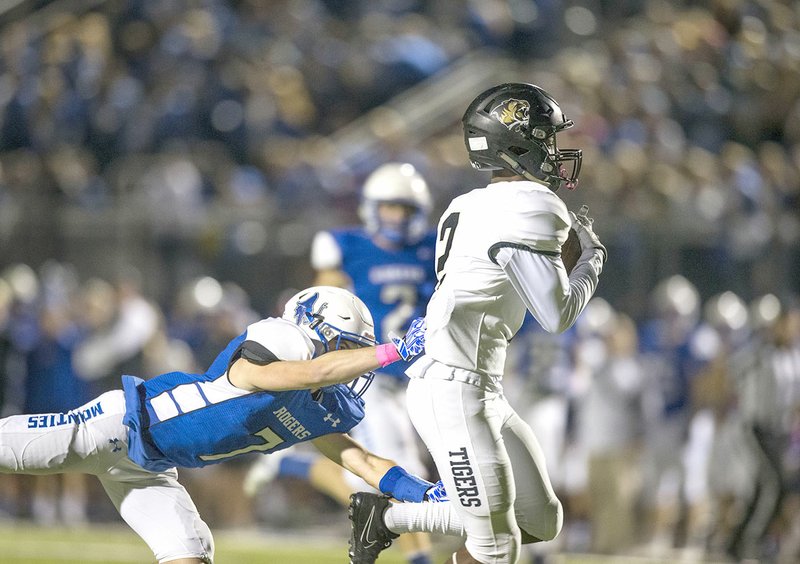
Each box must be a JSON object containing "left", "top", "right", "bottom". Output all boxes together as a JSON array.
[{"left": 384, "top": 501, "right": 466, "bottom": 537}]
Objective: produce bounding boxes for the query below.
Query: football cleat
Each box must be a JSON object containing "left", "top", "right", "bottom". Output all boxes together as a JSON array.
[{"left": 348, "top": 492, "right": 399, "bottom": 563}]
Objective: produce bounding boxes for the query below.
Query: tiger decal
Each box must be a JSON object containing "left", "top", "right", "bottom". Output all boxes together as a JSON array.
[{"left": 489, "top": 98, "right": 530, "bottom": 132}]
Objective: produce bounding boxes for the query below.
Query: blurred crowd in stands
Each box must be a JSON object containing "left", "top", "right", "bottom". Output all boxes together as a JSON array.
[
  {"left": 0, "top": 0, "right": 797, "bottom": 309},
  {"left": 0, "top": 0, "right": 799, "bottom": 562}
]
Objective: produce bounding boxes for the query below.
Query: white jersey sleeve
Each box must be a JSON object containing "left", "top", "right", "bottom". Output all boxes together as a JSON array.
[
  {"left": 419, "top": 180, "right": 601, "bottom": 379},
  {"left": 310, "top": 231, "right": 342, "bottom": 271},
  {"left": 493, "top": 246, "right": 599, "bottom": 334},
  {"left": 244, "top": 318, "right": 315, "bottom": 362}
]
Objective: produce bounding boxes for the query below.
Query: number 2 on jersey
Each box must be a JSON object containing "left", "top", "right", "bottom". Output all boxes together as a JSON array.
[{"left": 380, "top": 284, "right": 417, "bottom": 342}]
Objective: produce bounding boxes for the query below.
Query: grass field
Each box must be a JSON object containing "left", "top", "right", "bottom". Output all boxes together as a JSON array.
[
  {"left": 0, "top": 522, "right": 411, "bottom": 564},
  {"left": 0, "top": 521, "right": 728, "bottom": 564}
]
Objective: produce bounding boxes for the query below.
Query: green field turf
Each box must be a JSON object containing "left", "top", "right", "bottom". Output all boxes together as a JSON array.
[
  {"left": 0, "top": 522, "right": 409, "bottom": 564},
  {"left": 0, "top": 522, "right": 726, "bottom": 563}
]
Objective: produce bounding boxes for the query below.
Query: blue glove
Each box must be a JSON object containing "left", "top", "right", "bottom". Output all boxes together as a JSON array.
[
  {"left": 390, "top": 317, "right": 426, "bottom": 361},
  {"left": 425, "top": 480, "right": 449, "bottom": 502}
]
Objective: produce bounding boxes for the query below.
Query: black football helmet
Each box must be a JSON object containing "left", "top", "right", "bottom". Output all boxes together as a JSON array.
[{"left": 462, "top": 83, "right": 582, "bottom": 191}]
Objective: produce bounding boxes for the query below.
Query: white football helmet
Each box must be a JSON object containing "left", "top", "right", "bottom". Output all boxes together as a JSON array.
[
  {"left": 282, "top": 286, "right": 377, "bottom": 398},
  {"left": 283, "top": 286, "right": 376, "bottom": 351},
  {"left": 358, "top": 163, "right": 432, "bottom": 245}
]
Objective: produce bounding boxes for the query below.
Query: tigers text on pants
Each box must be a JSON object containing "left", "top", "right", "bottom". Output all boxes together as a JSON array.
[{"left": 406, "top": 361, "right": 562, "bottom": 564}]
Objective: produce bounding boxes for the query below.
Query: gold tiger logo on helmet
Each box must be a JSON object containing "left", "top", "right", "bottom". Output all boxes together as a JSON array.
[{"left": 489, "top": 98, "right": 530, "bottom": 132}]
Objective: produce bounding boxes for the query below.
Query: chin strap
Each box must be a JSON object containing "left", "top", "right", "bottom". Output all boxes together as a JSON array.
[{"left": 497, "top": 151, "right": 538, "bottom": 182}]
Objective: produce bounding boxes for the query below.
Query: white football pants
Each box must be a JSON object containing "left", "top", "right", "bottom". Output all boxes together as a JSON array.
[
  {"left": 0, "top": 390, "right": 214, "bottom": 563},
  {"left": 406, "top": 362, "right": 563, "bottom": 564}
]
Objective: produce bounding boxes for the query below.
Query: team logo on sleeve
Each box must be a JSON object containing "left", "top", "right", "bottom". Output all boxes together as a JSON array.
[{"left": 490, "top": 98, "right": 530, "bottom": 132}]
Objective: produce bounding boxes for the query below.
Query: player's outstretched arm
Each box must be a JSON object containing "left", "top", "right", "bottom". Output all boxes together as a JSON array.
[
  {"left": 229, "top": 346, "right": 386, "bottom": 392},
  {"left": 229, "top": 319, "right": 427, "bottom": 392},
  {"left": 312, "top": 433, "right": 436, "bottom": 502}
]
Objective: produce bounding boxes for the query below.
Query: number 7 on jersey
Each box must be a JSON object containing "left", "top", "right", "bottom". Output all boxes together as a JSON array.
[{"left": 436, "top": 212, "right": 460, "bottom": 284}]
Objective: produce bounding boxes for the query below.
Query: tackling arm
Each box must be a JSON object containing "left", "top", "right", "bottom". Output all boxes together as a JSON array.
[
  {"left": 229, "top": 346, "right": 386, "bottom": 392},
  {"left": 312, "top": 433, "right": 435, "bottom": 502},
  {"left": 312, "top": 433, "right": 395, "bottom": 491},
  {"left": 228, "top": 320, "right": 427, "bottom": 392}
]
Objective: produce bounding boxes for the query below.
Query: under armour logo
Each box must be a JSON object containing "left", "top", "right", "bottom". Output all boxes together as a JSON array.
[
  {"left": 323, "top": 413, "right": 340, "bottom": 428},
  {"left": 109, "top": 438, "right": 122, "bottom": 453}
]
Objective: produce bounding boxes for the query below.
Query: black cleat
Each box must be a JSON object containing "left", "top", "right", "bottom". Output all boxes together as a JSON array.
[{"left": 348, "top": 492, "right": 399, "bottom": 563}]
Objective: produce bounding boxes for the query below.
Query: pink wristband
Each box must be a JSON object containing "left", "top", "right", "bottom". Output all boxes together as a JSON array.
[{"left": 375, "top": 343, "right": 401, "bottom": 367}]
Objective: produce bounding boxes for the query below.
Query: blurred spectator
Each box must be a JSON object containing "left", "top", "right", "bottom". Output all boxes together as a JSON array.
[
  {"left": 724, "top": 299, "right": 800, "bottom": 561},
  {"left": 637, "top": 275, "right": 704, "bottom": 551},
  {"left": 684, "top": 291, "right": 754, "bottom": 555},
  {"left": 72, "top": 269, "right": 159, "bottom": 388},
  {"left": 9, "top": 262, "right": 93, "bottom": 526},
  {"left": 572, "top": 303, "right": 646, "bottom": 555},
  {"left": 0, "top": 278, "right": 12, "bottom": 416}
]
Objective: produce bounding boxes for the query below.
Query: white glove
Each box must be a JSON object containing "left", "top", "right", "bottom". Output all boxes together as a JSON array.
[{"left": 569, "top": 205, "right": 607, "bottom": 273}]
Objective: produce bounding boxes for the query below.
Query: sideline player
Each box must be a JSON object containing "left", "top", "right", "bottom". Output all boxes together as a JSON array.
[
  {"left": 0, "top": 286, "right": 434, "bottom": 564},
  {"left": 347, "top": 83, "right": 607, "bottom": 564},
  {"left": 245, "top": 163, "right": 437, "bottom": 564}
]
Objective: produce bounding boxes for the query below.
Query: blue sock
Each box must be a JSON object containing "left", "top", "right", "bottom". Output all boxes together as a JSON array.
[{"left": 277, "top": 455, "right": 314, "bottom": 480}]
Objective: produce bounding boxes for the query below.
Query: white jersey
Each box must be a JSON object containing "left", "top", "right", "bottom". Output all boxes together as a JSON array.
[{"left": 414, "top": 180, "right": 600, "bottom": 378}]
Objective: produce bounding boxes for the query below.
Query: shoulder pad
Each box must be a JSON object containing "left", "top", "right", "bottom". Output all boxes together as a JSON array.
[{"left": 244, "top": 318, "right": 315, "bottom": 362}]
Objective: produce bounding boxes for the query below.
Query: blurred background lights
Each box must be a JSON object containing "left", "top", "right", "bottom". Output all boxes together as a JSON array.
[
  {"left": 2, "top": 263, "right": 39, "bottom": 304},
  {"left": 751, "top": 293, "right": 782, "bottom": 328},
  {"left": 232, "top": 221, "right": 268, "bottom": 256},
  {"left": 656, "top": 275, "right": 700, "bottom": 318},
  {"left": 565, "top": 6, "right": 597, "bottom": 36},
  {"left": 705, "top": 290, "right": 749, "bottom": 331},
  {"left": 192, "top": 275, "right": 223, "bottom": 310}
]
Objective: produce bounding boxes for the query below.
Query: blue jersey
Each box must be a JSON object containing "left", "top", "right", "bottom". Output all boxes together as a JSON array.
[
  {"left": 122, "top": 318, "right": 365, "bottom": 471},
  {"left": 322, "top": 227, "right": 437, "bottom": 380},
  {"left": 638, "top": 319, "right": 703, "bottom": 418}
]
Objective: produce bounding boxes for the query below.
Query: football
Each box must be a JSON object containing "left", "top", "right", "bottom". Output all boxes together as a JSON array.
[{"left": 561, "top": 228, "right": 582, "bottom": 274}]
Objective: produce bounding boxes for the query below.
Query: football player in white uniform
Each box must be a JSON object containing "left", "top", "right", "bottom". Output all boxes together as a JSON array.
[{"left": 347, "top": 83, "right": 607, "bottom": 564}]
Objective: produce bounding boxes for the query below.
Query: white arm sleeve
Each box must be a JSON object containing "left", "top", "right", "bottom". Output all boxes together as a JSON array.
[
  {"left": 495, "top": 246, "right": 602, "bottom": 334},
  {"left": 310, "top": 231, "right": 342, "bottom": 270}
]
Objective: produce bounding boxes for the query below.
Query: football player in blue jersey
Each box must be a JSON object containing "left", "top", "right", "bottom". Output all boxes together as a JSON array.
[
  {"left": 0, "top": 286, "right": 433, "bottom": 564},
  {"left": 245, "top": 163, "right": 438, "bottom": 564}
]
